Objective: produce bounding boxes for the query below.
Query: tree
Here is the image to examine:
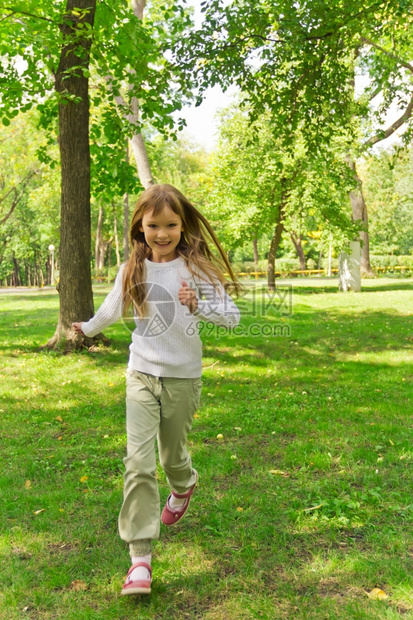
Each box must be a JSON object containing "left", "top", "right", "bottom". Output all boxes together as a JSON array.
[
  {"left": 49, "top": 0, "right": 97, "bottom": 349},
  {"left": 177, "top": 0, "right": 413, "bottom": 275},
  {"left": 202, "top": 106, "right": 356, "bottom": 288},
  {"left": 360, "top": 146, "right": 413, "bottom": 256},
  {"left": 0, "top": 0, "right": 193, "bottom": 348},
  {"left": 0, "top": 113, "right": 60, "bottom": 287},
  {"left": 352, "top": 23, "right": 413, "bottom": 272}
]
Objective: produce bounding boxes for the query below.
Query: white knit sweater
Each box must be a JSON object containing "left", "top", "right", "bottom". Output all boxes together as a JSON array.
[{"left": 81, "top": 257, "right": 240, "bottom": 378}]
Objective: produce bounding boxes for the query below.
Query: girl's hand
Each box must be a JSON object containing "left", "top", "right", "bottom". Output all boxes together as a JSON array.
[
  {"left": 72, "top": 322, "right": 85, "bottom": 335},
  {"left": 178, "top": 281, "right": 198, "bottom": 314}
]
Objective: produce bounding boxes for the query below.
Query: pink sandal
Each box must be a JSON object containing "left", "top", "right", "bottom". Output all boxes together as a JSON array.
[
  {"left": 161, "top": 472, "right": 198, "bottom": 526},
  {"left": 121, "top": 562, "right": 152, "bottom": 595}
]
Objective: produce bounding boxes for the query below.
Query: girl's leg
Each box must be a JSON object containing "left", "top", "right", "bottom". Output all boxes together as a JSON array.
[
  {"left": 157, "top": 377, "right": 202, "bottom": 494},
  {"left": 118, "top": 371, "right": 162, "bottom": 557}
]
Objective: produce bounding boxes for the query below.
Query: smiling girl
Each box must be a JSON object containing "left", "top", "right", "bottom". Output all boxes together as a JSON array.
[{"left": 72, "top": 184, "right": 240, "bottom": 595}]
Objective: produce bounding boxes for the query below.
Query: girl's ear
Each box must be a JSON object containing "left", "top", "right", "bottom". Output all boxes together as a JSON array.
[{"left": 139, "top": 226, "right": 144, "bottom": 233}]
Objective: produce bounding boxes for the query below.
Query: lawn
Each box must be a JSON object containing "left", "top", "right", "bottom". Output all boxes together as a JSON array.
[{"left": 0, "top": 278, "right": 412, "bottom": 619}]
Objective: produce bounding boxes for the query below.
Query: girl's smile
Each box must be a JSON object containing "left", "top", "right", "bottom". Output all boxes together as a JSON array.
[{"left": 139, "top": 206, "right": 184, "bottom": 263}]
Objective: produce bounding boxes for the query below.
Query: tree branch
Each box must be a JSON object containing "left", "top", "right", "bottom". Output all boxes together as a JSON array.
[
  {"left": 3, "top": 8, "right": 56, "bottom": 23},
  {"left": 0, "top": 185, "right": 17, "bottom": 205},
  {"left": 0, "top": 188, "right": 19, "bottom": 225},
  {"left": 360, "top": 36, "right": 413, "bottom": 74},
  {"left": 0, "top": 170, "right": 37, "bottom": 225},
  {"left": 363, "top": 92, "right": 413, "bottom": 148},
  {"left": 367, "top": 83, "right": 383, "bottom": 102},
  {"left": 302, "top": 1, "right": 385, "bottom": 42}
]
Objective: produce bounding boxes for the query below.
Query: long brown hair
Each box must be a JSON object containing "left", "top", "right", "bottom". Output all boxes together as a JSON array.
[{"left": 122, "top": 184, "right": 240, "bottom": 318}]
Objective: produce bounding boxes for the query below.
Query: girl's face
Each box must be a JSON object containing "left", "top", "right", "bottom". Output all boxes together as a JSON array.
[{"left": 139, "top": 205, "right": 184, "bottom": 263}]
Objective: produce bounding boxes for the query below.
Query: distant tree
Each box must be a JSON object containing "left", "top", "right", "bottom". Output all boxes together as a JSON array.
[
  {"left": 202, "top": 106, "right": 356, "bottom": 288},
  {"left": 177, "top": 0, "right": 413, "bottom": 275},
  {"left": 360, "top": 146, "right": 413, "bottom": 256},
  {"left": 147, "top": 134, "right": 209, "bottom": 197},
  {"left": 0, "top": 113, "right": 60, "bottom": 287}
]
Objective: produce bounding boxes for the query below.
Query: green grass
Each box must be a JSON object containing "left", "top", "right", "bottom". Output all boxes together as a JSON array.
[{"left": 1, "top": 277, "right": 413, "bottom": 619}]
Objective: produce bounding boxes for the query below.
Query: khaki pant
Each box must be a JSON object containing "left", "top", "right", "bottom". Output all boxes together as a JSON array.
[{"left": 118, "top": 370, "right": 201, "bottom": 556}]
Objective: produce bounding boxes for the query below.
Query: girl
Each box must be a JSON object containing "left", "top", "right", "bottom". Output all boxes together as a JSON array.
[{"left": 72, "top": 184, "right": 240, "bottom": 595}]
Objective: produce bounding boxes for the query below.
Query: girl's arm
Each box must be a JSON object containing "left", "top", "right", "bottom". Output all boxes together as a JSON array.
[
  {"left": 76, "top": 265, "right": 125, "bottom": 338},
  {"left": 190, "top": 278, "right": 240, "bottom": 328}
]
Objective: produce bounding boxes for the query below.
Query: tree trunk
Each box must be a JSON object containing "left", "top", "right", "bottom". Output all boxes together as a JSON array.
[
  {"left": 123, "top": 191, "right": 130, "bottom": 261},
  {"left": 347, "top": 157, "right": 374, "bottom": 276},
  {"left": 123, "top": 142, "right": 130, "bottom": 261},
  {"left": 113, "top": 202, "right": 121, "bottom": 267},
  {"left": 253, "top": 237, "right": 259, "bottom": 270},
  {"left": 95, "top": 204, "right": 105, "bottom": 272},
  {"left": 267, "top": 182, "right": 288, "bottom": 290},
  {"left": 290, "top": 232, "right": 306, "bottom": 270},
  {"left": 129, "top": 132, "right": 154, "bottom": 188},
  {"left": 107, "top": 241, "right": 112, "bottom": 279},
  {"left": 107, "top": 0, "right": 154, "bottom": 190},
  {"left": 267, "top": 203, "right": 285, "bottom": 291},
  {"left": 46, "top": 0, "right": 106, "bottom": 350},
  {"left": 12, "top": 256, "right": 20, "bottom": 286},
  {"left": 129, "top": 0, "right": 154, "bottom": 188}
]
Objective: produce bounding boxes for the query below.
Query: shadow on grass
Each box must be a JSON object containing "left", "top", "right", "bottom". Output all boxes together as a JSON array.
[
  {"left": 358, "top": 281, "right": 413, "bottom": 293},
  {"left": 1, "top": 287, "right": 413, "bottom": 618}
]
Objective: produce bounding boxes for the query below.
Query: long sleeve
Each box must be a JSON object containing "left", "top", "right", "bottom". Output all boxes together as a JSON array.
[
  {"left": 192, "top": 278, "right": 240, "bottom": 328},
  {"left": 81, "top": 265, "right": 124, "bottom": 338}
]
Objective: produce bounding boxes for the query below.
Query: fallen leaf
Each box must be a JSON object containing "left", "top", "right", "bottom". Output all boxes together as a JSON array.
[
  {"left": 57, "top": 436, "right": 63, "bottom": 441},
  {"left": 389, "top": 439, "right": 394, "bottom": 446},
  {"left": 70, "top": 580, "right": 87, "bottom": 591},
  {"left": 33, "top": 509, "right": 46, "bottom": 515},
  {"left": 56, "top": 415, "right": 63, "bottom": 422},
  {"left": 216, "top": 434, "right": 224, "bottom": 440},
  {"left": 236, "top": 507, "right": 243, "bottom": 512},
  {"left": 24, "top": 480, "right": 31, "bottom": 489},
  {"left": 302, "top": 504, "right": 324, "bottom": 512},
  {"left": 80, "top": 476, "right": 88, "bottom": 483},
  {"left": 269, "top": 469, "right": 290, "bottom": 477},
  {"left": 365, "top": 588, "right": 388, "bottom": 600}
]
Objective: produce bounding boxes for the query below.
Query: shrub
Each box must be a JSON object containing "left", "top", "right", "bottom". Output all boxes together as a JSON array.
[{"left": 370, "top": 255, "right": 413, "bottom": 270}]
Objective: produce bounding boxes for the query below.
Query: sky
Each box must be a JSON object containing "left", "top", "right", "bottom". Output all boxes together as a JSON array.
[
  {"left": 177, "top": 85, "right": 237, "bottom": 151},
  {"left": 174, "top": 0, "right": 236, "bottom": 151}
]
